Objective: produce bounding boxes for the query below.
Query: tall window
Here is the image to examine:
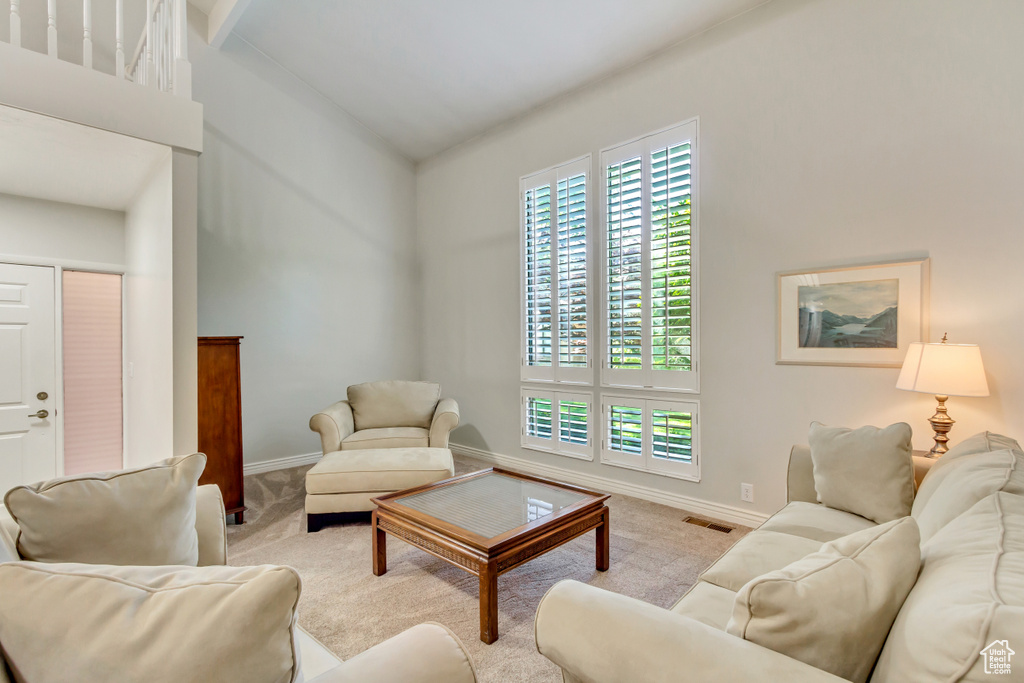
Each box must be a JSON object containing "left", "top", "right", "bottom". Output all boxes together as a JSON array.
[
  {"left": 522, "top": 156, "right": 591, "bottom": 385},
  {"left": 602, "top": 120, "right": 698, "bottom": 392}
]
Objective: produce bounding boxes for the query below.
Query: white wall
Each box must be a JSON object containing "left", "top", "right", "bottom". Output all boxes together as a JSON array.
[
  {"left": 0, "top": 192, "right": 124, "bottom": 267},
  {"left": 191, "top": 34, "right": 420, "bottom": 467},
  {"left": 124, "top": 153, "right": 176, "bottom": 466},
  {"left": 416, "top": 0, "right": 1024, "bottom": 518}
]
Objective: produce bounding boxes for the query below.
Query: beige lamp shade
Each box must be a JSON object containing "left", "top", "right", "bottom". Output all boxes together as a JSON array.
[{"left": 896, "top": 342, "right": 990, "bottom": 397}]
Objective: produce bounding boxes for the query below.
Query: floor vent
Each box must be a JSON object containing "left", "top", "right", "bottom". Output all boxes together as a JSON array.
[{"left": 683, "top": 516, "right": 734, "bottom": 533}]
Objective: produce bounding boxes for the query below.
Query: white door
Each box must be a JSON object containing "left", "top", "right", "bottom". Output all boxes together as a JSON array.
[{"left": 0, "top": 264, "right": 57, "bottom": 495}]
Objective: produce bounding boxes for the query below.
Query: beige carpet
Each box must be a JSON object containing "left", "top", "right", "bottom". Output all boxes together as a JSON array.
[{"left": 227, "top": 456, "right": 749, "bottom": 682}]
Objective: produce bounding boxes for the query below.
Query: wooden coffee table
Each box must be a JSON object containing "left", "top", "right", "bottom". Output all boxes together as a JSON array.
[{"left": 371, "top": 468, "right": 610, "bottom": 643}]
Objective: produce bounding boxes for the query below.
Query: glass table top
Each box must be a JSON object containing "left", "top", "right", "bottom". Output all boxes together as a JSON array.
[{"left": 394, "top": 472, "right": 589, "bottom": 539}]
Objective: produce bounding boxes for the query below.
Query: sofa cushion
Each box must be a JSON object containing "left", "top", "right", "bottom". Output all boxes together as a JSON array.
[
  {"left": 727, "top": 517, "right": 920, "bottom": 683},
  {"left": 306, "top": 447, "right": 454, "bottom": 495},
  {"left": 699, "top": 529, "right": 823, "bottom": 593},
  {"left": 912, "top": 449, "right": 1023, "bottom": 542},
  {"left": 943, "top": 431, "right": 1023, "bottom": 462},
  {"left": 0, "top": 562, "right": 302, "bottom": 683},
  {"left": 671, "top": 580, "right": 736, "bottom": 631},
  {"left": 347, "top": 380, "right": 440, "bottom": 430},
  {"left": 759, "top": 501, "right": 877, "bottom": 543},
  {"left": 809, "top": 421, "right": 915, "bottom": 524},
  {"left": 342, "top": 427, "right": 430, "bottom": 450},
  {"left": 4, "top": 453, "right": 205, "bottom": 566},
  {"left": 872, "top": 492, "right": 1024, "bottom": 682}
]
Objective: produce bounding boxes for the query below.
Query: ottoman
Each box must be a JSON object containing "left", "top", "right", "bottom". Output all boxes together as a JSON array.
[{"left": 305, "top": 447, "right": 454, "bottom": 532}]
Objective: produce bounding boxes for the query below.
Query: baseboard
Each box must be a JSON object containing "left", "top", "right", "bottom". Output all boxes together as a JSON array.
[
  {"left": 243, "top": 452, "right": 321, "bottom": 476},
  {"left": 450, "top": 443, "right": 770, "bottom": 528}
]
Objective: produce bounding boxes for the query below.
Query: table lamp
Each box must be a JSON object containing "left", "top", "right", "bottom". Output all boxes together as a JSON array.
[{"left": 896, "top": 334, "right": 989, "bottom": 456}]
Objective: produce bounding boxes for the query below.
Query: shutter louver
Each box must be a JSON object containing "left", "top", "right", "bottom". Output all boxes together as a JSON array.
[
  {"left": 558, "top": 173, "right": 588, "bottom": 368},
  {"left": 651, "top": 143, "right": 692, "bottom": 373},
  {"left": 651, "top": 408, "right": 693, "bottom": 463},
  {"left": 558, "top": 400, "right": 588, "bottom": 445},
  {"left": 525, "top": 184, "right": 553, "bottom": 368},
  {"left": 526, "top": 396, "right": 553, "bottom": 439},
  {"left": 606, "top": 157, "right": 644, "bottom": 371},
  {"left": 608, "top": 404, "right": 643, "bottom": 455}
]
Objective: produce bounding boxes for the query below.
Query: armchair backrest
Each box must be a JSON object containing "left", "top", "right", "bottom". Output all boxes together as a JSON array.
[{"left": 347, "top": 380, "right": 440, "bottom": 431}]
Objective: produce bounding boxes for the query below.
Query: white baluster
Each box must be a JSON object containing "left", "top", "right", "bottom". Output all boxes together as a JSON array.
[
  {"left": 9, "top": 0, "right": 20, "bottom": 48},
  {"left": 47, "top": 0, "right": 56, "bottom": 58},
  {"left": 145, "top": 0, "right": 155, "bottom": 87},
  {"left": 173, "top": 0, "right": 191, "bottom": 98},
  {"left": 115, "top": 0, "right": 124, "bottom": 79},
  {"left": 83, "top": 0, "right": 93, "bottom": 69}
]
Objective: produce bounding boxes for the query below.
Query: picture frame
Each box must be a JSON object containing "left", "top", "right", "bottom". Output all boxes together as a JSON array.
[{"left": 777, "top": 258, "right": 929, "bottom": 367}]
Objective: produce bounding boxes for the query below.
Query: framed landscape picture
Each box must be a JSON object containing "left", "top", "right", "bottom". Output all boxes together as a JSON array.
[{"left": 777, "top": 258, "right": 929, "bottom": 367}]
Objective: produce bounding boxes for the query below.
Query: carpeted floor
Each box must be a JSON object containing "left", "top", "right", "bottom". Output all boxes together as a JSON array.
[{"left": 227, "top": 455, "right": 749, "bottom": 682}]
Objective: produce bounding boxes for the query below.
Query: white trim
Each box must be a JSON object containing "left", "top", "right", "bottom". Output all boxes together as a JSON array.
[
  {"left": 450, "top": 443, "right": 768, "bottom": 528},
  {"left": 0, "top": 254, "right": 125, "bottom": 274},
  {"left": 242, "top": 451, "right": 321, "bottom": 476}
]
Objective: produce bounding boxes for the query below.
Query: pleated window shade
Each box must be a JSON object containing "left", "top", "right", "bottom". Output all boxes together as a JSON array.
[{"left": 62, "top": 271, "right": 123, "bottom": 475}]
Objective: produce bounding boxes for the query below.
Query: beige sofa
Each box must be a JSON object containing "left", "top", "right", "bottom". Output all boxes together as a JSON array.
[
  {"left": 309, "top": 380, "right": 460, "bottom": 454},
  {"left": 536, "top": 432, "right": 1023, "bottom": 682},
  {"left": 0, "top": 483, "right": 476, "bottom": 683}
]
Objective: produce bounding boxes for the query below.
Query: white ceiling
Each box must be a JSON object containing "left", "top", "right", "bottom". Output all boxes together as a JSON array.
[
  {"left": 231, "top": 0, "right": 769, "bottom": 161},
  {"left": 0, "top": 105, "right": 170, "bottom": 211}
]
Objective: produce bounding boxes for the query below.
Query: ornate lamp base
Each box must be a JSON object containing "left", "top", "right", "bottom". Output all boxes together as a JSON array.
[{"left": 927, "top": 394, "right": 955, "bottom": 457}]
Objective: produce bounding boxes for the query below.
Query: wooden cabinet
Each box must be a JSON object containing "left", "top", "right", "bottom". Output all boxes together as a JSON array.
[{"left": 198, "top": 336, "right": 245, "bottom": 523}]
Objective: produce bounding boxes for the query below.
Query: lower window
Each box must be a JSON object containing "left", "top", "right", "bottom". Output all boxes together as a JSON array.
[
  {"left": 601, "top": 396, "right": 699, "bottom": 481},
  {"left": 521, "top": 389, "right": 593, "bottom": 460}
]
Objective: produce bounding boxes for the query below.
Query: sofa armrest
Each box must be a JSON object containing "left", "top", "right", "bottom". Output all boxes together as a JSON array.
[
  {"left": 429, "top": 398, "right": 460, "bottom": 449},
  {"left": 787, "top": 444, "right": 818, "bottom": 504},
  {"left": 195, "top": 484, "right": 227, "bottom": 566},
  {"left": 306, "top": 623, "right": 476, "bottom": 683},
  {"left": 0, "top": 510, "right": 19, "bottom": 562},
  {"left": 535, "top": 580, "right": 846, "bottom": 683},
  {"left": 309, "top": 401, "right": 355, "bottom": 455}
]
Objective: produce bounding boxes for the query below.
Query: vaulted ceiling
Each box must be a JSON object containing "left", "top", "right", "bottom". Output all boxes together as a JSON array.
[{"left": 225, "top": 0, "right": 770, "bottom": 161}]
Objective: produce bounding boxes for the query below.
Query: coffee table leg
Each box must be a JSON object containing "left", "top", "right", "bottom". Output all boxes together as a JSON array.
[
  {"left": 372, "top": 510, "right": 387, "bottom": 576},
  {"left": 479, "top": 561, "right": 498, "bottom": 644},
  {"left": 596, "top": 506, "right": 610, "bottom": 571}
]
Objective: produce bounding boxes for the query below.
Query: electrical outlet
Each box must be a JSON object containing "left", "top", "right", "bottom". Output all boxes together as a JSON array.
[{"left": 740, "top": 483, "right": 754, "bottom": 503}]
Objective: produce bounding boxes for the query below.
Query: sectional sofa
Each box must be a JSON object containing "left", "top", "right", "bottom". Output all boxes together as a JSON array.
[{"left": 536, "top": 430, "right": 1023, "bottom": 682}]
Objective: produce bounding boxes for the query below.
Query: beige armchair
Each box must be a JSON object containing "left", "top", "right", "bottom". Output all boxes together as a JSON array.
[{"left": 309, "top": 380, "right": 460, "bottom": 455}]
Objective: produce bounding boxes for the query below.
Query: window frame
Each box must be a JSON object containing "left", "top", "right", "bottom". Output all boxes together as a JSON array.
[
  {"left": 520, "top": 388, "right": 594, "bottom": 461},
  {"left": 520, "top": 155, "right": 593, "bottom": 386},
  {"left": 600, "top": 395, "right": 700, "bottom": 482},
  {"left": 600, "top": 119, "right": 700, "bottom": 393}
]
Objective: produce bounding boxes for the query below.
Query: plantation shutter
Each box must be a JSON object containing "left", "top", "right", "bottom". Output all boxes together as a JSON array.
[
  {"left": 521, "top": 389, "right": 593, "bottom": 459},
  {"left": 522, "top": 157, "right": 591, "bottom": 384},
  {"left": 601, "top": 397, "right": 700, "bottom": 481},
  {"left": 602, "top": 121, "right": 698, "bottom": 392}
]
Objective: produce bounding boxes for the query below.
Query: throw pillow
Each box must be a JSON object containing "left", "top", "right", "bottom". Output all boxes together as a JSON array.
[
  {"left": 726, "top": 517, "right": 921, "bottom": 683},
  {"left": 0, "top": 562, "right": 302, "bottom": 683},
  {"left": 912, "top": 448, "right": 1023, "bottom": 541},
  {"left": 809, "top": 421, "right": 914, "bottom": 523},
  {"left": 347, "top": 380, "right": 441, "bottom": 430},
  {"left": 4, "top": 453, "right": 206, "bottom": 565}
]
